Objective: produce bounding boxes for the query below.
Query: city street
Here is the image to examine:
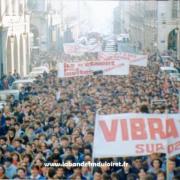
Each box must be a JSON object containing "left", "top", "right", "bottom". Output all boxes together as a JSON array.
[{"left": 0, "top": 1, "right": 180, "bottom": 180}]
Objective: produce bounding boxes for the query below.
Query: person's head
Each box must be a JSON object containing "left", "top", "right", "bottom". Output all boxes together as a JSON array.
[
  {"left": 0, "top": 147, "right": 3, "bottom": 157},
  {"left": 4, "top": 157, "right": 13, "bottom": 167},
  {"left": 168, "top": 159, "right": 176, "bottom": 172},
  {"left": 151, "top": 159, "right": 162, "bottom": 169},
  {"left": 11, "top": 152, "right": 21, "bottom": 162},
  {"left": 31, "top": 165, "right": 40, "bottom": 177},
  {"left": 14, "top": 122, "right": 21, "bottom": 131},
  {"left": 4, "top": 106, "right": 10, "bottom": 114},
  {"left": 124, "top": 161, "right": 131, "bottom": 172},
  {"left": 56, "top": 167, "right": 64, "bottom": 177},
  {"left": 53, "top": 126, "right": 60, "bottom": 134},
  {"left": 84, "top": 144, "right": 92, "bottom": 154},
  {"left": 140, "top": 105, "right": 149, "bottom": 113},
  {"left": 127, "top": 174, "right": 137, "bottom": 180},
  {"left": 0, "top": 165, "right": 5, "bottom": 177},
  {"left": 74, "top": 136, "right": 83, "bottom": 145},
  {"left": 149, "top": 153, "right": 160, "bottom": 161},
  {"left": 100, "top": 160, "right": 110, "bottom": 173},
  {"left": 157, "top": 170, "right": 166, "bottom": 180},
  {"left": 94, "top": 170, "right": 102, "bottom": 180},
  {"left": 5, "top": 117, "right": 12, "bottom": 126},
  {"left": 102, "top": 173, "right": 111, "bottom": 180},
  {"left": 39, "top": 134, "right": 46, "bottom": 142},
  {"left": 133, "top": 157, "right": 143, "bottom": 169},
  {"left": 40, "top": 142, "right": 47, "bottom": 151},
  {"left": 17, "top": 168, "right": 26, "bottom": 179},
  {"left": 48, "top": 168, "right": 56, "bottom": 178},
  {"left": 35, "top": 158, "right": 44, "bottom": 167},
  {"left": 8, "top": 128, "right": 16, "bottom": 138},
  {"left": 85, "top": 131, "right": 94, "bottom": 143},
  {"left": 0, "top": 110, "right": 2, "bottom": 118},
  {"left": 13, "top": 139, "right": 22, "bottom": 148},
  {"left": 0, "top": 136, "right": 7, "bottom": 145},
  {"left": 138, "top": 168, "right": 147, "bottom": 180},
  {"left": 23, "top": 154, "right": 33, "bottom": 163},
  {"left": 84, "top": 153, "right": 92, "bottom": 163},
  {"left": 111, "top": 172, "right": 119, "bottom": 180},
  {"left": 81, "top": 166, "right": 91, "bottom": 174},
  {"left": 144, "top": 173, "right": 156, "bottom": 180},
  {"left": 53, "top": 147, "right": 60, "bottom": 155},
  {"left": 72, "top": 144, "right": 79, "bottom": 155},
  {"left": 60, "top": 136, "right": 69, "bottom": 148},
  {"left": 34, "top": 122, "right": 41, "bottom": 129},
  {"left": 73, "top": 167, "right": 82, "bottom": 176}
]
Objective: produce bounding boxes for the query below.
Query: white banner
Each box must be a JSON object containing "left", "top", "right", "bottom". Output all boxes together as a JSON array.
[
  {"left": 93, "top": 113, "right": 180, "bottom": 158},
  {"left": 98, "top": 52, "right": 148, "bottom": 67},
  {"left": 64, "top": 43, "right": 77, "bottom": 55},
  {"left": 58, "top": 59, "right": 129, "bottom": 78},
  {"left": 79, "top": 44, "right": 102, "bottom": 53},
  {"left": 120, "top": 52, "right": 148, "bottom": 67},
  {"left": 63, "top": 43, "right": 83, "bottom": 56},
  {"left": 64, "top": 43, "right": 102, "bottom": 55}
]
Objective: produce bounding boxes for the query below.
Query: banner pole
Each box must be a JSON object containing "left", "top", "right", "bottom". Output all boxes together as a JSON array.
[
  {"left": 91, "top": 109, "right": 101, "bottom": 174},
  {"left": 165, "top": 111, "right": 169, "bottom": 179}
]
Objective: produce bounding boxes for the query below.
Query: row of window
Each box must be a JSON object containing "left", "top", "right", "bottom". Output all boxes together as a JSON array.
[
  {"left": 0, "top": 0, "right": 25, "bottom": 17},
  {"left": 172, "top": 0, "right": 180, "bottom": 19}
]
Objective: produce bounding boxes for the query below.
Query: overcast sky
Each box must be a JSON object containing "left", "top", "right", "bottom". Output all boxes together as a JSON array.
[
  {"left": 61, "top": 1, "right": 118, "bottom": 35},
  {"left": 87, "top": 1, "right": 118, "bottom": 34}
]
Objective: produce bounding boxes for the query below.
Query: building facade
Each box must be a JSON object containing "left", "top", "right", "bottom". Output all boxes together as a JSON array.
[
  {"left": 157, "top": 0, "right": 180, "bottom": 59},
  {"left": 28, "top": 0, "right": 63, "bottom": 52},
  {"left": 0, "top": 0, "right": 30, "bottom": 77},
  {"left": 113, "top": 1, "right": 157, "bottom": 52},
  {"left": 113, "top": 0, "right": 180, "bottom": 58}
]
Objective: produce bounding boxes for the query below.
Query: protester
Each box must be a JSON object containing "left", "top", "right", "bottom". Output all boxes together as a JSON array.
[{"left": 0, "top": 51, "right": 179, "bottom": 180}]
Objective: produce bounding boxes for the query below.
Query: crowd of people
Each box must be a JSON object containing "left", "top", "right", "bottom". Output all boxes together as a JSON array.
[
  {"left": 0, "top": 71, "right": 20, "bottom": 90},
  {"left": 0, "top": 51, "right": 180, "bottom": 180}
]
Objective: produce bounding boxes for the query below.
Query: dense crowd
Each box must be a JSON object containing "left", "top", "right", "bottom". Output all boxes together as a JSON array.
[
  {"left": 0, "top": 71, "right": 20, "bottom": 90},
  {"left": 0, "top": 52, "right": 180, "bottom": 180}
]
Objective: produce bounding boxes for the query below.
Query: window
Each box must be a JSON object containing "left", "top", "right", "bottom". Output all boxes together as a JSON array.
[{"left": 172, "top": 0, "right": 178, "bottom": 19}]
